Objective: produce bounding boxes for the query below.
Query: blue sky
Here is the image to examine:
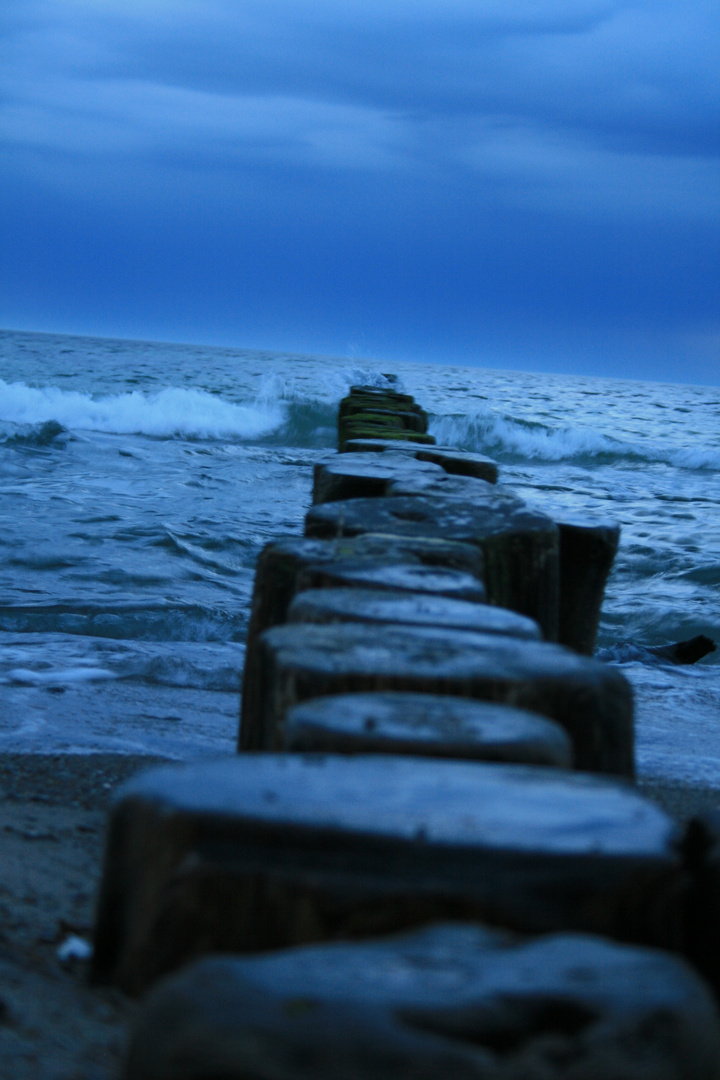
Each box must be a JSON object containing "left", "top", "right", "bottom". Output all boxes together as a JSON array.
[{"left": 1, "top": 0, "right": 718, "bottom": 383}]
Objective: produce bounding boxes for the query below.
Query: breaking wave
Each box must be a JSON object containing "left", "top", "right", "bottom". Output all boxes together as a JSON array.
[
  {"left": 0, "top": 379, "right": 284, "bottom": 441},
  {"left": 430, "top": 409, "right": 720, "bottom": 470}
]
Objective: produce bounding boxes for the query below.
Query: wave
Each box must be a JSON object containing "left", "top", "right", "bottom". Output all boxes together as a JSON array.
[
  {"left": 597, "top": 641, "right": 719, "bottom": 666},
  {"left": 257, "top": 399, "right": 338, "bottom": 448},
  {"left": 244, "top": 367, "right": 403, "bottom": 447},
  {"left": 113, "top": 650, "right": 241, "bottom": 692},
  {"left": 4, "top": 371, "right": 717, "bottom": 467},
  {"left": 1, "top": 419, "right": 69, "bottom": 447},
  {"left": 2, "top": 656, "right": 240, "bottom": 693},
  {"left": 4, "top": 665, "right": 117, "bottom": 687},
  {"left": 0, "top": 603, "right": 246, "bottom": 643},
  {"left": 0, "top": 380, "right": 283, "bottom": 441},
  {"left": 596, "top": 642, "right": 679, "bottom": 665},
  {"left": 430, "top": 410, "right": 720, "bottom": 470},
  {"left": 347, "top": 369, "right": 403, "bottom": 391},
  {"left": 0, "top": 635, "right": 243, "bottom": 692}
]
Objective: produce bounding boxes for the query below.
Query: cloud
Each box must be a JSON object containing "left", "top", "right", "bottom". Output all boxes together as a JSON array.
[
  {"left": 0, "top": 0, "right": 718, "bottom": 380},
  {"left": 459, "top": 122, "right": 719, "bottom": 219},
  {"left": 1, "top": 77, "right": 407, "bottom": 170},
  {"left": 2, "top": 0, "right": 718, "bottom": 227}
]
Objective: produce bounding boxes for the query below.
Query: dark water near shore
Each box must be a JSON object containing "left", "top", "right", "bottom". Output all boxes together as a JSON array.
[{"left": 1, "top": 329, "right": 718, "bottom": 784}]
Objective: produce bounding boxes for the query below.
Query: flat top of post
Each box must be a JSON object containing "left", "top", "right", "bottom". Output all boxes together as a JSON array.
[
  {"left": 117, "top": 754, "right": 677, "bottom": 855},
  {"left": 287, "top": 587, "right": 540, "bottom": 638},
  {"left": 177, "top": 922, "right": 709, "bottom": 1014}
]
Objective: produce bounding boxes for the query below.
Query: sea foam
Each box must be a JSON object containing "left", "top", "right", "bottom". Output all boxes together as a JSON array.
[
  {"left": 430, "top": 409, "right": 720, "bottom": 469},
  {"left": 0, "top": 380, "right": 283, "bottom": 440}
]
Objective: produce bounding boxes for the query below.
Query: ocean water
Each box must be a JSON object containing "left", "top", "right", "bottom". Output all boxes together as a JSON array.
[{"left": 0, "top": 329, "right": 718, "bottom": 786}]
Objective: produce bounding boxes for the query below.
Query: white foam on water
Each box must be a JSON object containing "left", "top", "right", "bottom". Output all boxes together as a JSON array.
[
  {"left": 1, "top": 332, "right": 718, "bottom": 763},
  {"left": 4, "top": 666, "right": 117, "bottom": 687},
  {"left": 625, "top": 662, "right": 720, "bottom": 788},
  {"left": 0, "top": 380, "right": 284, "bottom": 440},
  {"left": 430, "top": 409, "right": 720, "bottom": 469},
  {"left": 0, "top": 635, "right": 243, "bottom": 693},
  {"left": 431, "top": 410, "right": 619, "bottom": 461},
  {"left": 0, "top": 680, "right": 238, "bottom": 757}
]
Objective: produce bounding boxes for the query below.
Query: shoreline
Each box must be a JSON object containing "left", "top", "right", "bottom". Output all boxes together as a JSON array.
[
  {"left": 0, "top": 752, "right": 175, "bottom": 810},
  {"left": 1, "top": 751, "right": 719, "bottom": 1078}
]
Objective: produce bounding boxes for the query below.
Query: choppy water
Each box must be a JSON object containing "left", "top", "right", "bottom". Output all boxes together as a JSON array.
[{"left": 1, "top": 329, "right": 718, "bottom": 783}]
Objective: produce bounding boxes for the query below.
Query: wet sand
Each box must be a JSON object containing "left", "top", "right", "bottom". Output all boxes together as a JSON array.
[{"left": 1, "top": 752, "right": 719, "bottom": 1079}]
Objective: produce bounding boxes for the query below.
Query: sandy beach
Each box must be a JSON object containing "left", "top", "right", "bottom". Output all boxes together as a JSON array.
[
  {"left": 0, "top": 754, "right": 170, "bottom": 1079},
  {"left": 1, "top": 752, "right": 719, "bottom": 1079}
]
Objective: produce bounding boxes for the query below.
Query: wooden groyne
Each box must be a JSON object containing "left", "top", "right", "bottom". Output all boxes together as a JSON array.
[{"left": 92, "top": 381, "right": 720, "bottom": 1078}]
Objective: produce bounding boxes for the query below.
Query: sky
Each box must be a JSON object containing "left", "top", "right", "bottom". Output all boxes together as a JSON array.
[{"left": 1, "top": 0, "right": 718, "bottom": 384}]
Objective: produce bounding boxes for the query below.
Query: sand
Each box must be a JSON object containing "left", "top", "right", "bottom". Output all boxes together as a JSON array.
[
  {"left": 0, "top": 754, "right": 170, "bottom": 1080},
  {"left": 1, "top": 752, "right": 719, "bottom": 1079}
]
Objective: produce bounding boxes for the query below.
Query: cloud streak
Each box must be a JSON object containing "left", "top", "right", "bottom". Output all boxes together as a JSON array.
[{"left": 3, "top": 1, "right": 718, "bottom": 202}]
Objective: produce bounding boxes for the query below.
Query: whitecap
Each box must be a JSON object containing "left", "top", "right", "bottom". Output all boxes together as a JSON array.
[
  {"left": 429, "top": 408, "right": 720, "bottom": 469},
  {"left": 4, "top": 666, "right": 117, "bottom": 687},
  {"left": 0, "top": 380, "right": 284, "bottom": 441}
]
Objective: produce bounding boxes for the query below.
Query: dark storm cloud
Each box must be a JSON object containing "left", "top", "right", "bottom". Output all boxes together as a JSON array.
[
  {"left": 115, "top": 1, "right": 719, "bottom": 160},
  {"left": 4, "top": 1, "right": 717, "bottom": 200},
  {"left": 0, "top": 0, "right": 718, "bottom": 380}
]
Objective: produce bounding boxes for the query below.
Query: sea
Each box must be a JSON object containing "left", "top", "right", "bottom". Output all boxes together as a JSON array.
[{"left": 1, "top": 328, "right": 718, "bottom": 787}]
